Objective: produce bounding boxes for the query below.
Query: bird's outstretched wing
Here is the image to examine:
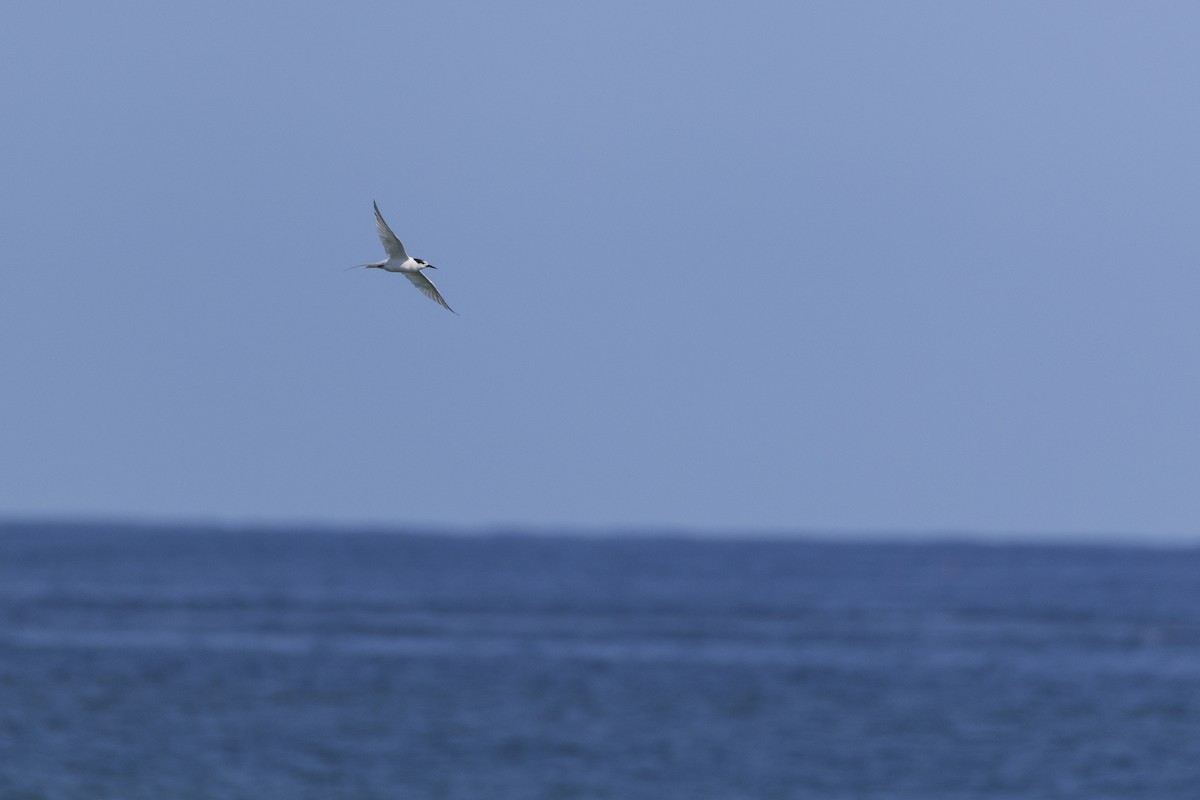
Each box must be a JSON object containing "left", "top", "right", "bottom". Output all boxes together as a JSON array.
[
  {"left": 404, "top": 270, "right": 456, "bottom": 314},
  {"left": 374, "top": 201, "right": 409, "bottom": 260}
]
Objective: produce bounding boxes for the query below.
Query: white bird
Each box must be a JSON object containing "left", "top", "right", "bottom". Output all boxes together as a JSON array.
[{"left": 349, "top": 201, "right": 455, "bottom": 313}]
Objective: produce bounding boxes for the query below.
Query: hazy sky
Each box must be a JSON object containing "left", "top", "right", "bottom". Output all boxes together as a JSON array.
[{"left": 4, "top": 2, "right": 1200, "bottom": 539}]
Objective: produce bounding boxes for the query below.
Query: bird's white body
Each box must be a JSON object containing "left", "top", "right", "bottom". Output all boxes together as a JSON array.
[
  {"left": 375, "top": 256, "right": 424, "bottom": 274},
  {"left": 357, "top": 201, "right": 455, "bottom": 313}
]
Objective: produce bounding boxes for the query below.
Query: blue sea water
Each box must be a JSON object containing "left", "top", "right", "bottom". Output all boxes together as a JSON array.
[{"left": 0, "top": 524, "right": 1198, "bottom": 799}]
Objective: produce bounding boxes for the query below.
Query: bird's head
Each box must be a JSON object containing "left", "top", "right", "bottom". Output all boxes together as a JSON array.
[{"left": 414, "top": 258, "right": 436, "bottom": 270}]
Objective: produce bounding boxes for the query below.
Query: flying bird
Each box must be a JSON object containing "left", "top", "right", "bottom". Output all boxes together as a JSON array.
[{"left": 349, "top": 201, "right": 455, "bottom": 313}]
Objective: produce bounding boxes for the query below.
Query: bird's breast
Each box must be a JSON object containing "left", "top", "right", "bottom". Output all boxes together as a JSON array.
[{"left": 382, "top": 257, "right": 419, "bottom": 273}]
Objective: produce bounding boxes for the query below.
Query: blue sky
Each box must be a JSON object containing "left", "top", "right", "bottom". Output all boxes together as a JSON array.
[{"left": 4, "top": 2, "right": 1200, "bottom": 539}]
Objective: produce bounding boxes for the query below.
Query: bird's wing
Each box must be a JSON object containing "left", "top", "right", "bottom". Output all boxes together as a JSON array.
[
  {"left": 373, "top": 201, "right": 409, "bottom": 260},
  {"left": 404, "top": 271, "right": 456, "bottom": 314}
]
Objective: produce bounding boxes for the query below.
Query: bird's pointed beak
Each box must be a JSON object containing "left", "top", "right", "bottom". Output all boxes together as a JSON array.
[{"left": 427, "top": 265, "right": 437, "bottom": 269}]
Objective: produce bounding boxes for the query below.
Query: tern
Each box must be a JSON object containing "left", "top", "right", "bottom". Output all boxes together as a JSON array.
[{"left": 349, "top": 201, "right": 455, "bottom": 313}]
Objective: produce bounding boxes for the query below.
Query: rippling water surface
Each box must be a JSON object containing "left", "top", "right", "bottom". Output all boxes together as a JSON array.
[{"left": 1, "top": 523, "right": 1198, "bottom": 799}]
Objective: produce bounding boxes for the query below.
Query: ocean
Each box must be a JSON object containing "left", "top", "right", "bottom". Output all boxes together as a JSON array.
[{"left": 0, "top": 523, "right": 1197, "bottom": 799}]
